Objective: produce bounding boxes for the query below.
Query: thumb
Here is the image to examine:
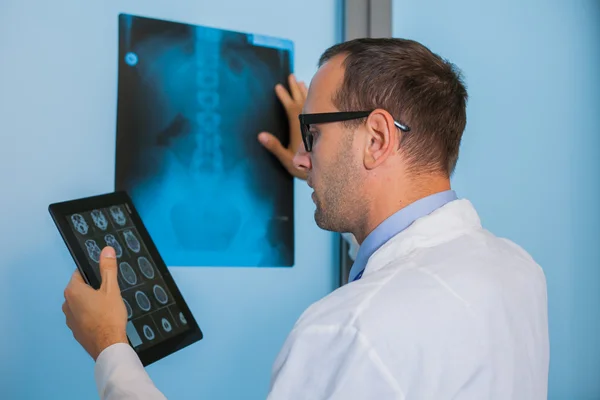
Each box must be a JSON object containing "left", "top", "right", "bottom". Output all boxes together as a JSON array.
[
  {"left": 99, "top": 246, "right": 119, "bottom": 294},
  {"left": 258, "top": 132, "right": 293, "bottom": 166}
]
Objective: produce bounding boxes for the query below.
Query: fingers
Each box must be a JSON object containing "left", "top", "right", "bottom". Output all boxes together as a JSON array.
[
  {"left": 299, "top": 81, "right": 308, "bottom": 100},
  {"left": 68, "top": 268, "right": 85, "bottom": 286},
  {"left": 258, "top": 132, "right": 308, "bottom": 180},
  {"left": 63, "top": 268, "right": 87, "bottom": 302},
  {"left": 258, "top": 132, "right": 291, "bottom": 164},
  {"left": 275, "top": 75, "right": 307, "bottom": 110},
  {"left": 293, "top": 167, "right": 308, "bottom": 181},
  {"left": 258, "top": 132, "right": 295, "bottom": 172},
  {"left": 62, "top": 301, "right": 73, "bottom": 330},
  {"left": 275, "top": 83, "right": 294, "bottom": 109},
  {"left": 98, "top": 247, "right": 119, "bottom": 294},
  {"left": 288, "top": 74, "right": 303, "bottom": 103}
]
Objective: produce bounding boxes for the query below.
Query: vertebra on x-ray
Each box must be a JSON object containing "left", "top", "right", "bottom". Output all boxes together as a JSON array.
[
  {"left": 124, "top": 230, "right": 141, "bottom": 253},
  {"left": 91, "top": 210, "right": 108, "bottom": 231},
  {"left": 85, "top": 239, "right": 101, "bottom": 263},
  {"left": 119, "top": 262, "right": 137, "bottom": 286},
  {"left": 104, "top": 234, "right": 123, "bottom": 258},
  {"left": 137, "top": 257, "right": 155, "bottom": 279},
  {"left": 196, "top": 91, "right": 219, "bottom": 109},
  {"left": 71, "top": 214, "right": 89, "bottom": 235},
  {"left": 110, "top": 206, "right": 127, "bottom": 226}
]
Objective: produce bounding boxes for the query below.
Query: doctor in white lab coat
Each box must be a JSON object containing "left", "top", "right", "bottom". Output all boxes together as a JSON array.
[{"left": 62, "top": 38, "right": 549, "bottom": 399}]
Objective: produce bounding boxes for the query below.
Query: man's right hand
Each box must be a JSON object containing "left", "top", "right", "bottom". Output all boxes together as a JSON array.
[{"left": 258, "top": 74, "right": 308, "bottom": 181}]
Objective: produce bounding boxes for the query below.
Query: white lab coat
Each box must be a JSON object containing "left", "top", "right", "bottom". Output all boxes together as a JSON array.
[
  {"left": 95, "top": 199, "right": 549, "bottom": 399},
  {"left": 341, "top": 231, "right": 360, "bottom": 260}
]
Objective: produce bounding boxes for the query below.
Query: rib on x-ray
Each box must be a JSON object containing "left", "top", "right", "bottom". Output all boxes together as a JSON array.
[{"left": 115, "top": 14, "right": 294, "bottom": 267}]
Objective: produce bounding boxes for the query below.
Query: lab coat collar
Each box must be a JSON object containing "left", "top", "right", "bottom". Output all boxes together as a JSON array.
[{"left": 362, "top": 199, "right": 482, "bottom": 278}]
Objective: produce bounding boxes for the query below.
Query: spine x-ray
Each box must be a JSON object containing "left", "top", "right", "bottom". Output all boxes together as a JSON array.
[{"left": 115, "top": 14, "right": 294, "bottom": 267}]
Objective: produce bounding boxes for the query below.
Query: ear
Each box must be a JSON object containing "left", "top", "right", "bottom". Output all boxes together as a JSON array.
[{"left": 363, "top": 109, "right": 399, "bottom": 170}]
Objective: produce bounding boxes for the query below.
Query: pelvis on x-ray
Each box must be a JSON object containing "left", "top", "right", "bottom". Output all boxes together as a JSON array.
[{"left": 115, "top": 14, "right": 294, "bottom": 267}]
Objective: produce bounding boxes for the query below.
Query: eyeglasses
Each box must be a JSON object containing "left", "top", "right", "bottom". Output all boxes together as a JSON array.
[{"left": 298, "top": 111, "right": 410, "bottom": 152}]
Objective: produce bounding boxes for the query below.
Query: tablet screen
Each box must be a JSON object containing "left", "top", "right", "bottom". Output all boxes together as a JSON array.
[
  {"left": 51, "top": 193, "right": 203, "bottom": 362},
  {"left": 67, "top": 205, "right": 189, "bottom": 350}
]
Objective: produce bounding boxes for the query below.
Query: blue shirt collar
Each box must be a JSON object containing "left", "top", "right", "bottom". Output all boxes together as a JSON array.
[{"left": 348, "top": 190, "right": 458, "bottom": 282}]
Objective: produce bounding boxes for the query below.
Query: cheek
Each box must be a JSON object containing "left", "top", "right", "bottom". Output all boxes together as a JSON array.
[
  {"left": 310, "top": 141, "right": 330, "bottom": 170},
  {"left": 309, "top": 150, "right": 328, "bottom": 181},
  {"left": 311, "top": 133, "right": 349, "bottom": 184}
]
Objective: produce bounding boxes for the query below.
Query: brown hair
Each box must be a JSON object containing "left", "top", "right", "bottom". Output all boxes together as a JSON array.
[{"left": 319, "top": 38, "right": 468, "bottom": 176}]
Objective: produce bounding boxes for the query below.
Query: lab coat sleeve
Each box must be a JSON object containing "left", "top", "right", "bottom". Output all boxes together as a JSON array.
[
  {"left": 95, "top": 343, "right": 167, "bottom": 400},
  {"left": 267, "top": 325, "right": 405, "bottom": 400}
]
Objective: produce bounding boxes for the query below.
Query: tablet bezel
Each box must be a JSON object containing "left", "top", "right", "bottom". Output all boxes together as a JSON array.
[{"left": 49, "top": 190, "right": 203, "bottom": 366}]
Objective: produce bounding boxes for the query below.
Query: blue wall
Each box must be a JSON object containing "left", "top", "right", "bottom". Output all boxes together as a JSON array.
[
  {"left": 0, "top": 1, "right": 340, "bottom": 398},
  {"left": 393, "top": 1, "right": 600, "bottom": 398}
]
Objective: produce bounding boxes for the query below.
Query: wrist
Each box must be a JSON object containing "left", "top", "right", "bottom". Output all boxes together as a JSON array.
[{"left": 93, "top": 328, "right": 128, "bottom": 360}]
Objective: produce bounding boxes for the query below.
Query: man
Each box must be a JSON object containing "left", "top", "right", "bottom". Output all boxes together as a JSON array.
[{"left": 63, "top": 38, "right": 549, "bottom": 399}]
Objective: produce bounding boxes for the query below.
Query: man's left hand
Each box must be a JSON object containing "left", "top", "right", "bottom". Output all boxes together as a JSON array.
[
  {"left": 62, "top": 246, "right": 128, "bottom": 360},
  {"left": 258, "top": 73, "right": 309, "bottom": 180}
]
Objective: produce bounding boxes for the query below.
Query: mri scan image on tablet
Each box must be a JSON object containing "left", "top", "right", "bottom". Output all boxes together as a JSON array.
[
  {"left": 50, "top": 191, "right": 203, "bottom": 366},
  {"left": 115, "top": 13, "right": 294, "bottom": 268}
]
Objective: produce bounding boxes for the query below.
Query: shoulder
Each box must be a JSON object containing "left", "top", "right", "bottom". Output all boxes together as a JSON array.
[
  {"left": 271, "top": 265, "right": 480, "bottom": 391},
  {"left": 294, "top": 226, "right": 545, "bottom": 336},
  {"left": 291, "top": 262, "right": 468, "bottom": 338},
  {"left": 270, "top": 276, "right": 414, "bottom": 397}
]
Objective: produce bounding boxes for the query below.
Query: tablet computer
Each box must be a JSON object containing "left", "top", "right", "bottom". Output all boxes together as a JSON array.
[{"left": 49, "top": 191, "right": 203, "bottom": 366}]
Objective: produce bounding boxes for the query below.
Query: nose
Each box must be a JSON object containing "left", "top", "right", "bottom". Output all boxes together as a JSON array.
[{"left": 293, "top": 143, "right": 311, "bottom": 173}]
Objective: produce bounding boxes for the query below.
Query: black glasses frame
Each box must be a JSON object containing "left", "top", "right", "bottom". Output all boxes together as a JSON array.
[{"left": 298, "top": 111, "right": 410, "bottom": 152}]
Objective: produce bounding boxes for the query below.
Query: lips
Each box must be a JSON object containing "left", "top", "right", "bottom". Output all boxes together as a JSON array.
[{"left": 307, "top": 177, "right": 315, "bottom": 202}]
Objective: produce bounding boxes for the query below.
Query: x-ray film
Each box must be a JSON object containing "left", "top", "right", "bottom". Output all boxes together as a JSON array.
[{"left": 115, "top": 14, "right": 294, "bottom": 267}]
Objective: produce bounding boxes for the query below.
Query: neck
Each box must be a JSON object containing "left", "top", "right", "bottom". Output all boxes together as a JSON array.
[{"left": 353, "top": 174, "right": 451, "bottom": 244}]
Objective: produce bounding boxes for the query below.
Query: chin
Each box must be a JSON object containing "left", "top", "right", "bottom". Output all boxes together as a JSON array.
[
  {"left": 314, "top": 209, "right": 341, "bottom": 232},
  {"left": 313, "top": 209, "right": 328, "bottom": 230}
]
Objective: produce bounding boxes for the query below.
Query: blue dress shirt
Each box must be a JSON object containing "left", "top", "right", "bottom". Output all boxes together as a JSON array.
[{"left": 349, "top": 190, "right": 458, "bottom": 282}]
